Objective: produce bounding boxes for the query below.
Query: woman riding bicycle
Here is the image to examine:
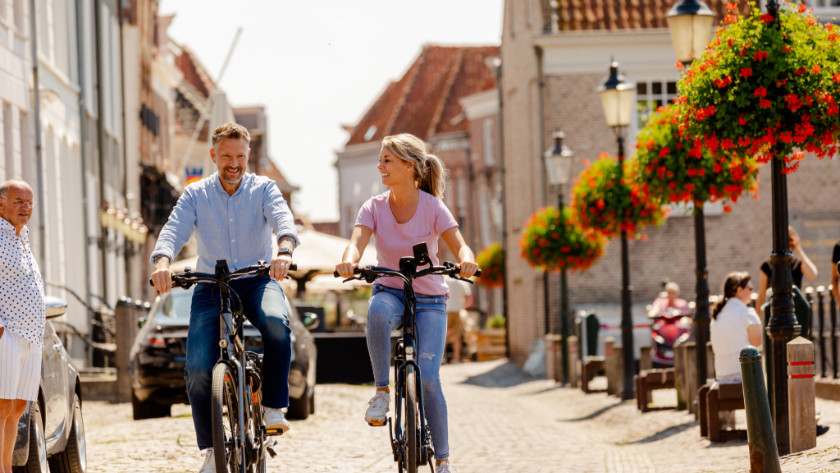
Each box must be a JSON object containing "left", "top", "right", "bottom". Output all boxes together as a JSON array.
[{"left": 335, "top": 133, "right": 478, "bottom": 473}]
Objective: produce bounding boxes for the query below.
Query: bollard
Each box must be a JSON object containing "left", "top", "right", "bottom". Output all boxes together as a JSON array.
[
  {"left": 816, "top": 287, "right": 826, "bottom": 378},
  {"left": 640, "top": 345, "right": 652, "bottom": 372},
  {"left": 674, "top": 341, "right": 687, "bottom": 410},
  {"left": 567, "top": 335, "right": 580, "bottom": 388},
  {"left": 787, "top": 337, "right": 816, "bottom": 453},
  {"left": 740, "top": 346, "right": 781, "bottom": 473},
  {"left": 830, "top": 293, "right": 837, "bottom": 379},
  {"left": 115, "top": 297, "right": 138, "bottom": 403}
]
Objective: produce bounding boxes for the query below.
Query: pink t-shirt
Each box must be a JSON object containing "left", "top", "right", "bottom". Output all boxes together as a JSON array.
[{"left": 356, "top": 190, "right": 458, "bottom": 296}]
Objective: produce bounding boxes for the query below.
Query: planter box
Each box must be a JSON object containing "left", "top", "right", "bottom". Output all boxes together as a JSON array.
[{"left": 473, "top": 328, "right": 506, "bottom": 361}]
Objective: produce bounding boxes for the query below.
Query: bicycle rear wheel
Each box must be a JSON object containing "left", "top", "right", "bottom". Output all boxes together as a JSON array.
[
  {"left": 212, "top": 363, "right": 242, "bottom": 473},
  {"left": 404, "top": 364, "right": 418, "bottom": 473}
]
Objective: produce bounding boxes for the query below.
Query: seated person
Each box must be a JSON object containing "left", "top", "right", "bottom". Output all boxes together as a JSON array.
[{"left": 756, "top": 225, "right": 817, "bottom": 311}]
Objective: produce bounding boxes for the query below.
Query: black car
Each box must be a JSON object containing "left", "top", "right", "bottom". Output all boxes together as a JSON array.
[
  {"left": 129, "top": 285, "right": 318, "bottom": 420},
  {"left": 13, "top": 296, "right": 86, "bottom": 473}
]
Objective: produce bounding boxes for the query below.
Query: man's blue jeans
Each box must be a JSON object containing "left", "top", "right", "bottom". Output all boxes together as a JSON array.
[
  {"left": 186, "top": 276, "right": 291, "bottom": 450},
  {"left": 367, "top": 285, "right": 450, "bottom": 460}
]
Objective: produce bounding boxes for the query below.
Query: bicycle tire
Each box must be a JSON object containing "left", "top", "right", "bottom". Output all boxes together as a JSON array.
[
  {"left": 247, "top": 385, "right": 266, "bottom": 473},
  {"left": 405, "top": 364, "right": 418, "bottom": 473},
  {"left": 212, "top": 363, "right": 242, "bottom": 473}
]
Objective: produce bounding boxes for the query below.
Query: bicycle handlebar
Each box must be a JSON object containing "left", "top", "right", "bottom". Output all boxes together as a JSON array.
[
  {"left": 149, "top": 262, "right": 298, "bottom": 289},
  {"left": 333, "top": 262, "right": 481, "bottom": 283}
]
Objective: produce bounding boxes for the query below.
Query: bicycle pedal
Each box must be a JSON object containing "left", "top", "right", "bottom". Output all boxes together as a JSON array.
[
  {"left": 265, "top": 428, "right": 285, "bottom": 436},
  {"left": 266, "top": 446, "right": 277, "bottom": 458},
  {"left": 367, "top": 420, "right": 387, "bottom": 427}
]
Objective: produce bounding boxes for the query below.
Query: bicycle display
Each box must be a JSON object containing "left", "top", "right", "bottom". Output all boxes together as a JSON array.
[{"left": 336, "top": 244, "right": 480, "bottom": 473}]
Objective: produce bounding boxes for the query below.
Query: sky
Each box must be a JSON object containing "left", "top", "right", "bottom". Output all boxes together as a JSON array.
[{"left": 159, "top": 0, "right": 504, "bottom": 222}]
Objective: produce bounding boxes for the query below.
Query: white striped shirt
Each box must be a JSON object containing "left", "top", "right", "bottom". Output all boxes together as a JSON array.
[{"left": 0, "top": 218, "right": 45, "bottom": 347}]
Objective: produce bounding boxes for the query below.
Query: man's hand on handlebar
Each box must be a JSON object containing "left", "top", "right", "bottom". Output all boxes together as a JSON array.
[
  {"left": 151, "top": 256, "right": 173, "bottom": 294},
  {"left": 270, "top": 253, "right": 294, "bottom": 281},
  {"left": 335, "top": 261, "right": 358, "bottom": 279}
]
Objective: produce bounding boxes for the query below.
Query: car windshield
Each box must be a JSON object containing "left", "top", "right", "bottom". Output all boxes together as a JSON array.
[{"left": 161, "top": 288, "right": 193, "bottom": 322}]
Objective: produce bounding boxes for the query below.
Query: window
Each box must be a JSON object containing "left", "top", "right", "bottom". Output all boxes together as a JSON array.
[
  {"left": 0, "top": 0, "right": 6, "bottom": 22},
  {"left": 13, "top": 0, "right": 23, "bottom": 33},
  {"left": 483, "top": 118, "right": 495, "bottom": 166},
  {"left": 810, "top": 0, "right": 840, "bottom": 6},
  {"left": 636, "top": 80, "right": 678, "bottom": 129}
]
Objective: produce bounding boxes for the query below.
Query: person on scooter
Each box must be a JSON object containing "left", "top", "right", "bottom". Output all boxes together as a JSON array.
[{"left": 648, "top": 282, "right": 689, "bottom": 318}]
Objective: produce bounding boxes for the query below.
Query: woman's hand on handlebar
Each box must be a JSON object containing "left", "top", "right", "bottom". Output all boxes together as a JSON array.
[
  {"left": 335, "top": 261, "right": 358, "bottom": 279},
  {"left": 457, "top": 260, "right": 479, "bottom": 278}
]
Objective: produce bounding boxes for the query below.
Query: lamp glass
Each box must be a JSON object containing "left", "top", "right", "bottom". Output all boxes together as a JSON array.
[
  {"left": 667, "top": 13, "right": 715, "bottom": 63},
  {"left": 599, "top": 85, "right": 635, "bottom": 128},
  {"left": 545, "top": 148, "right": 574, "bottom": 186}
]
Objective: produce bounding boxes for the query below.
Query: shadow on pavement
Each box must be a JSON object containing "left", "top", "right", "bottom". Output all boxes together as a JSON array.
[
  {"left": 563, "top": 400, "right": 624, "bottom": 422},
  {"left": 625, "top": 421, "right": 696, "bottom": 444},
  {"left": 460, "top": 361, "right": 537, "bottom": 388}
]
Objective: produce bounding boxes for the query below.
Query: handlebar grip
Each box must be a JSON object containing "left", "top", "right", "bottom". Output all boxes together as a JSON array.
[
  {"left": 148, "top": 279, "right": 154, "bottom": 287},
  {"left": 475, "top": 268, "right": 482, "bottom": 277},
  {"left": 289, "top": 263, "right": 298, "bottom": 271},
  {"left": 334, "top": 267, "right": 363, "bottom": 278}
]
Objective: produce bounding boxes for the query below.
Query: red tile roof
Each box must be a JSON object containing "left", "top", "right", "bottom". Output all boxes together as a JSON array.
[
  {"left": 552, "top": 0, "right": 750, "bottom": 31},
  {"left": 175, "top": 45, "right": 216, "bottom": 98},
  {"left": 346, "top": 45, "right": 499, "bottom": 146}
]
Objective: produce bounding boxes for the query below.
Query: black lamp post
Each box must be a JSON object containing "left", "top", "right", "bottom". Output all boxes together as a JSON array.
[
  {"left": 666, "top": 0, "right": 716, "bottom": 401},
  {"left": 597, "top": 60, "right": 636, "bottom": 400},
  {"left": 763, "top": 0, "right": 798, "bottom": 455},
  {"left": 544, "top": 131, "right": 575, "bottom": 384}
]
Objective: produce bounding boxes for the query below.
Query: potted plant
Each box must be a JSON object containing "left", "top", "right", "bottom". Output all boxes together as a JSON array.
[{"left": 475, "top": 242, "right": 505, "bottom": 288}]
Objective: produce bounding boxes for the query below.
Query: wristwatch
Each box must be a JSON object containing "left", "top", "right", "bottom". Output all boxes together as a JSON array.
[{"left": 277, "top": 247, "right": 293, "bottom": 257}]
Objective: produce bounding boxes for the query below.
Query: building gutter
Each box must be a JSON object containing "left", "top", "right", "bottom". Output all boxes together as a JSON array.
[{"left": 29, "top": 0, "right": 46, "bottom": 273}]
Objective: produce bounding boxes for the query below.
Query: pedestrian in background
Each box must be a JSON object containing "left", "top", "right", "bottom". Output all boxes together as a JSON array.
[
  {"left": 0, "top": 180, "right": 45, "bottom": 473},
  {"left": 335, "top": 133, "right": 479, "bottom": 473},
  {"left": 445, "top": 277, "right": 473, "bottom": 364},
  {"left": 756, "top": 226, "right": 817, "bottom": 311}
]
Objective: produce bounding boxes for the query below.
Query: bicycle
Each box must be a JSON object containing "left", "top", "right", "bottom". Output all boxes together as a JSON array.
[
  {"left": 150, "top": 259, "right": 296, "bottom": 473},
  {"left": 335, "top": 243, "right": 480, "bottom": 473}
]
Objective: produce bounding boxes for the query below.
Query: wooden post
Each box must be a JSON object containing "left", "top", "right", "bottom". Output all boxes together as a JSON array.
[
  {"left": 787, "top": 337, "right": 816, "bottom": 453},
  {"left": 640, "top": 345, "right": 652, "bottom": 372},
  {"left": 674, "top": 341, "right": 687, "bottom": 410},
  {"left": 567, "top": 335, "right": 580, "bottom": 388},
  {"left": 604, "top": 337, "right": 620, "bottom": 395},
  {"left": 685, "top": 342, "right": 698, "bottom": 414}
]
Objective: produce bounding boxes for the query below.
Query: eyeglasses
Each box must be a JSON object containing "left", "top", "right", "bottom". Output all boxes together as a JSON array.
[{"left": 5, "top": 198, "right": 37, "bottom": 208}]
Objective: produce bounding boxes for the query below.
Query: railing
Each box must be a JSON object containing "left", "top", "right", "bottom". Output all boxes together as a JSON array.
[{"left": 805, "top": 285, "right": 837, "bottom": 379}]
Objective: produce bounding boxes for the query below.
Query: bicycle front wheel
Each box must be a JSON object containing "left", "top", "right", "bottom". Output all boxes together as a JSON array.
[
  {"left": 247, "top": 386, "right": 266, "bottom": 473},
  {"left": 212, "top": 363, "right": 242, "bottom": 473},
  {"left": 404, "top": 364, "right": 418, "bottom": 473}
]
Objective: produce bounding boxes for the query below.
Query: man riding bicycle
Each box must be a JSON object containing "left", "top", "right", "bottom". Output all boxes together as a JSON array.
[{"left": 150, "top": 122, "right": 299, "bottom": 473}]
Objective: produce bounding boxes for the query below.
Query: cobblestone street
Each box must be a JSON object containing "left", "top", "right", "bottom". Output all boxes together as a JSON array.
[{"left": 83, "top": 359, "right": 840, "bottom": 472}]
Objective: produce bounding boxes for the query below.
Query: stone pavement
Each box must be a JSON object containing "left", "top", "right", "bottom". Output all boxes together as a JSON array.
[{"left": 82, "top": 359, "right": 840, "bottom": 472}]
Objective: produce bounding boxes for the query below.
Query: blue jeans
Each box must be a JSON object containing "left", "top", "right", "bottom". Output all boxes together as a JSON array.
[
  {"left": 186, "top": 276, "right": 291, "bottom": 450},
  {"left": 367, "top": 285, "right": 450, "bottom": 460}
]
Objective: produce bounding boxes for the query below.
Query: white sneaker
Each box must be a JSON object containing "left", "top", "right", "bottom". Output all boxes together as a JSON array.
[
  {"left": 199, "top": 448, "right": 215, "bottom": 473},
  {"left": 364, "top": 390, "right": 390, "bottom": 425},
  {"left": 436, "top": 460, "right": 455, "bottom": 473},
  {"left": 264, "top": 407, "right": 291, "bottom": 434}
]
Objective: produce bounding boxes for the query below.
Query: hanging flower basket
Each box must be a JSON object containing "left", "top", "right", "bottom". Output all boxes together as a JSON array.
[
  {"left": 633, "top": 104, "right": 761, "bottom": 209},
  {"left": 475, "top": 242, "right": 505, "bottom": 288},
  {"left": 519, "top": 206, "right": 605, "bottom": 272},
  {"left": 677, "top": 2, "right": 840, "bottom": 172},
  {"left": 571, "top": 154, "right": 667, "bottom": 238}
]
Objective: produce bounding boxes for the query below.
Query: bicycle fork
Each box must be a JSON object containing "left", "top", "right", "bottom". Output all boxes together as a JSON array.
[{"left": 390, "top": 341, "right": 434, "bottom": 465}]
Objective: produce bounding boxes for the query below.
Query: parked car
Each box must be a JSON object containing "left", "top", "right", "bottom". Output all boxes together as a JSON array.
[
  {"left": 13, "top": 296, "right": 86, "bottom": 473},
  {"left": 129, "top": 285, "right": 318, "bottom": 420}
]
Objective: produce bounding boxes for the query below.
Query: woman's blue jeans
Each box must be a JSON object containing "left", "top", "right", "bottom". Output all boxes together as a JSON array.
[
  {"left": 367, "top": 285, "right": 450, "bottom": 460},
  {"left": 186, "top": 276, "right": 291, "bottom": 450}
]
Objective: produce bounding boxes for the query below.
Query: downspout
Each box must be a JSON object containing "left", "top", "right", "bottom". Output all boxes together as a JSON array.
[
  {"left": 29, "top": 0, "right": 46, "bottom": 274},
  {"left": 535, "top": 45, "right": 551, "bottom": 337},
  {"left": 491, "top": 60, "right": 510, "bottom": 359},
  {"left": 93, "top": 0, "right": 108, "bottom": 303},
  {"left": 75, "top": 0, "right": 94, "bottom": 327},
  {"left": 117, "top": 0, "right": 131, "bottom": 297}
]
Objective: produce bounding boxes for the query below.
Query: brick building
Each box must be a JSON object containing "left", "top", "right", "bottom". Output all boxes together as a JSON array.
[{"left": 501, "top": 0, "right": 840, "bottom": 363}]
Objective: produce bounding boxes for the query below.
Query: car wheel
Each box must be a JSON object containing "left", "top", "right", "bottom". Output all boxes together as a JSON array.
[
  {"left": 48, "top": 393, "right": 86, "bottom": 473},
  {"left": 20, "top": 401, "right": 48, "bottom": 473},
  {"left": 286, "top": 383, "right": 310, "bottom": 420},
  {"left": 131, "top": 391, "right": 170, "bottom": 420}
]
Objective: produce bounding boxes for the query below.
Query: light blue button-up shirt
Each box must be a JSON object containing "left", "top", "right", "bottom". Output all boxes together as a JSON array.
[{"left": 150, "top": 172, "right": 299, "bottom": 273}]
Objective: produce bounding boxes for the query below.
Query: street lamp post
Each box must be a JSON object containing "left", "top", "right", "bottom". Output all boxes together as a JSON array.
[
  {"left": 763, "top": 0, "right": 799, "bottom": 455},
  {"left": 666, "top": 0, "right": 716, "bottom": 402},
  {"left": 597, "top": 60, "right": 636, "bottom": 400},
  {"left": 544, "top": 131, "right": 575, "bottom": 385}
]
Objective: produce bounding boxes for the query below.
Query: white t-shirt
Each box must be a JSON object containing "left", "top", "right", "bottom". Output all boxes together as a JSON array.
[
  {"left": 445, "top": 278, "right": 472, "bottom": 312},
  {"left": 710, "top": 298, "right": 761, "bottom": 380}
]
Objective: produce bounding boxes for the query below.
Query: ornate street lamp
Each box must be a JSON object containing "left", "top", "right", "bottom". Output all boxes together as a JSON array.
[
  {"left": 597, "top": 60, "right": 636, "bottom": 400},
  {"left": 666, "top": 0, "right": 716, "bottom": 402},
  {"left": 544, "top": 131, "right": 575, "bottom": 384}
]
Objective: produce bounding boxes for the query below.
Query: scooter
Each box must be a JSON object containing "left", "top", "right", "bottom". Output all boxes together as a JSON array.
[{"left": 648, "top": 306, "right": 692, "bottom": 367}]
